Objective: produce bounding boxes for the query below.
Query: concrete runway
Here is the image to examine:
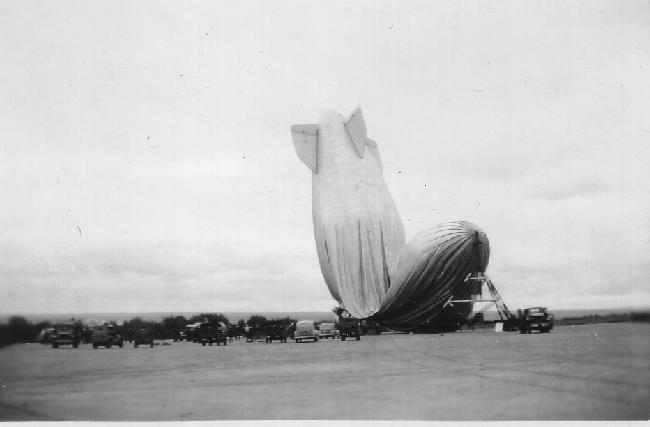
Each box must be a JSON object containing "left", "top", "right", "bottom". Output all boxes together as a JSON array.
[{"left": 0, "top": 323, "right": 648, "bottom": 420}]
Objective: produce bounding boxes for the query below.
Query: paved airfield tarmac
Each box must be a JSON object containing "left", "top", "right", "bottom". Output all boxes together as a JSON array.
[{"left": 0, "top": 322, "right": 648, "bottom": 421}]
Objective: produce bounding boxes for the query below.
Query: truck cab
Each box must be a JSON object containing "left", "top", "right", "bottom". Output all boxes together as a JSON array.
[
  {"left": 133, "top": 328, "right": 154, "bottom": 348},
  {"left": 92, "top": 324, "right": 124, "bottom": 349},
  {"left": 265, "top": 323, "right": 288, "bottom": 343},
  {"left": 197, "top": 322, "right": 228, "bottom": 346},
  {"left": 337, "top": 312, "right": 361, "bottom": 341},
  {"left": 52, "top": 323, "right": 80, "bottom": 348},
  {"left": 519, "top": 307, "right": 554, "bottom": 334}
]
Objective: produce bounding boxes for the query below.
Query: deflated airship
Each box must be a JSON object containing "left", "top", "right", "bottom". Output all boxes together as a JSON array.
[{"left": 291, "top": 108, "right": 490, "bottom": 331}]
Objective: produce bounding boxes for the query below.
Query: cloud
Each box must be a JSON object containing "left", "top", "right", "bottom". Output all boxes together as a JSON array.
[{"left": 520, "top": 162, "right": 613, "bottom": 201}]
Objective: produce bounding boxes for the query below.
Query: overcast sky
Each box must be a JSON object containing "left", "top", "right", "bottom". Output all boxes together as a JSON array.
[{"left": 1, "top": 0, "right": 648, "bottom": 315}]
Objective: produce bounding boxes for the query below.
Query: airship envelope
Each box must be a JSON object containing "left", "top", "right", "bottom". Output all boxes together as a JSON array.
[{"left": 291, "top": 108, "right": 490, "bottom": 330}]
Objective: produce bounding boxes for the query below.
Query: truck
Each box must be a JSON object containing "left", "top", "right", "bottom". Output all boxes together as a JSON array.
[
  {"left": 265, "top": 323, "right": 288, "bottom": 343},
  {"left": 337, "top": 316, "right": 361, "bottom": 341},
  {"left": 51, "top": 323, "right": 80, "bottom": 348},
  {"left": 245, "top": 324, "right": 264, "bottom": 342},
  {"left": 133, "top": 328, "right": 155, "bottom": 348},
  {"left": 197, "top": 322, "right": 228, "bottom": 346},
  {"left": 181, "top": 323, "right": 200, "bottom": 342},
  {"left": 92, "top": 324, "right": 124, "bottom": 349},
  {"left": 519, "top": 307, "right": 554, "bottom": 334}
]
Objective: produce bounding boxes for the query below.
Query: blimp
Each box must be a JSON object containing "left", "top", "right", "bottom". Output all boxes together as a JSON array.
[{"left": 291, "top": 107, "right": 490, "bottom": 331}]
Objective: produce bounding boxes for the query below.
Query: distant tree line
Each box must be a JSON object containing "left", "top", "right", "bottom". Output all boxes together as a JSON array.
[
  {"left": 0, "top": 313, "right": 297, "bottom": 347},
  {"left": 554, "top": 311, "right": 650, "bottom": 326}
]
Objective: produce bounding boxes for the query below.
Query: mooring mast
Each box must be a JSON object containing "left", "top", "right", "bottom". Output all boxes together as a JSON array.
[{"left": 443, "top": 272, "right": 516, "bottom": 324}]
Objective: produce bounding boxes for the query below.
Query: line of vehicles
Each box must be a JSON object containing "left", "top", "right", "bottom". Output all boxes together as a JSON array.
[
  {"left": 178, "top": 319, "right": 362, "bottom": 344},
  {"left": 41, "top": 307, "right": 554, "bottom": 349},
  {"left": 41, "top": 317, "right": 364, "bottom": 350},
  {"left": 43, "top": 323, "right": 155, "bottom": 349},
  {"left": 173, "top": 315, "right": 365, "bottom": 345}
]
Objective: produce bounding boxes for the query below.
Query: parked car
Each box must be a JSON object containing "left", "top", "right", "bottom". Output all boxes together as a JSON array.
[
  {"left": 519, "top": 307, "right": 554, "bottom": 334},
  {"left": 92, "top": 324, "right": 123, "bottom": 349},
  {"left": 52, "top": 323, "right": 80, "bottom": 348},
  {"left": 294, "top": 320, "right": 319, "bottom": 343},
  {"left": 318, "top": 322, "right": 337, "bottom": 339}
]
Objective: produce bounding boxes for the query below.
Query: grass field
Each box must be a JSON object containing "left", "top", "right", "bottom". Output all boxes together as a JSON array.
[{"left": 0, "top": 323, "right": 648, "bottom": 421}]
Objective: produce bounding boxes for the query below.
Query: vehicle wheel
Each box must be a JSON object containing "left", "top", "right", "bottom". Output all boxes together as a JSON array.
[
  {"left": 202, "top": 342, "right": 206, "bottom": 346},
  {"left": 52, "top": 343, "right": 58, "bottom": 349},
  {"left": 150, "top": 342, "right": 154, "bottom": 348},
  {"left": 341, "top": 336, "right": 346, "bottom": 341},
  {"left": 73, "top": 343, "right": 79, "bottom": 348}
]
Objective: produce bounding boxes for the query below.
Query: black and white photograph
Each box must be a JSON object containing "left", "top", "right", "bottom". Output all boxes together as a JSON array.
[{"left": 0, "top": 0, "right": 648, "bottom": 422}]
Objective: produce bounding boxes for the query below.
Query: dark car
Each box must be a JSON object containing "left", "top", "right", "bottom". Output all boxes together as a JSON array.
[
  {"left": 519, "top": 307, "right": 554, "bottom": 334},
  {"left": 134, "top": 328, "right": 155, "bottom": 348}
]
